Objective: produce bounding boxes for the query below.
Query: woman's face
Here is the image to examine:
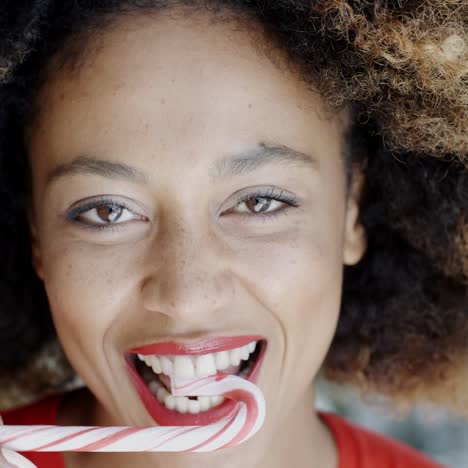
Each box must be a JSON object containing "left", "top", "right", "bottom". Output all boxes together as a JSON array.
[{"left": 27, "top": 10, "right": 366, "bottom": 467}]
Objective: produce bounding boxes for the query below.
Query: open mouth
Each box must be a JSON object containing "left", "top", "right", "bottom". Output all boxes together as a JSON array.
[{"left": 126, "top": 336, "right": 267, "bottom": 426}]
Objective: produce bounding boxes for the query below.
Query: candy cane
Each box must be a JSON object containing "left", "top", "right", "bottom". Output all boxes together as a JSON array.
[{"left": 0, "top": 373, "right": 265, "bottom": 456}]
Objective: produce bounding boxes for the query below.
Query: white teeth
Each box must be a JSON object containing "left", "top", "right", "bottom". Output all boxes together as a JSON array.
[
  {"left": 148, "top": 380, "right": 159, "bottom": 395},
  {"left": 211, "top": 396, "right": 224, "bottom": 406},
  {"left": 137, "top": 340, "right": 260, "bottom": 381},
  {"left": 188, "top": 399, "right": 201, "bottom": 414},
  {"left": 173, "top": 356, "right": 195, "bottom": 379},
  {"left": 198, "top": 396, "right": 211, "bottom": 411},
  {"left": 229, "top": 348, "right": 241, "bottom": 366},
  {"left": 195, "top": 353, "right": 217, "bottom": 377},
  {"left": 164, "top": 394, "right": 176, "bottom": 410},
  {"left": 175, "top": 396, "right": 189, "bottom": 413},
  {"left": 160, "top": 356, "right": 173, "bottom": 375},
  {"left": 147, "top": 376, "right": 226, "bottom": 413},
  {"left": 150, "top": 356, "right": 162, "bottom": 374},
  {"left": 214, "top": 350, "right": 231, "bottom": 370},
  {"left": 240, "top": 345, "right": 250, "bottom": 360},
  {"left": 156, "top": 387, "right": 166, "bottom": 402}
]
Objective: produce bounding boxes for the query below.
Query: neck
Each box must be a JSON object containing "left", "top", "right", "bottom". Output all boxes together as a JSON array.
[{"left": 258, "top": 383, "right": 337, "bottom": 468}]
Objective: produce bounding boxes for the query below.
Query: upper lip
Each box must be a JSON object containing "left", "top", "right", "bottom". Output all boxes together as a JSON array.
[{"left": 128, "top": 334, "right": 265, "bottom": 356}]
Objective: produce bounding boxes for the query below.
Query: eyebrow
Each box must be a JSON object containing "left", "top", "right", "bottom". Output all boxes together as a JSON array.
[
  {"left": 45, "top": 143, "right": 319, "bottom": 187},
  {"left": 209, "top": 143, "right": 319, "bottom": 183},
  {"left": 46, "top": 157, "right": 147, "bottom": 186}
]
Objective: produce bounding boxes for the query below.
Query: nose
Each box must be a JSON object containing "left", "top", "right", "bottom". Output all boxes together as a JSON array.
[{"left": 140, "top": 218, "right": 234, "bottom": 326}]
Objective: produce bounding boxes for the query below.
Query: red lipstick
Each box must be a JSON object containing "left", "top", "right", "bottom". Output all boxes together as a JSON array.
[
  {"left": 129, "top": 335, "right": 264, "bottom": 356},
  {"left": 126, "top": 336, "right": 267, "bottom": 426}
]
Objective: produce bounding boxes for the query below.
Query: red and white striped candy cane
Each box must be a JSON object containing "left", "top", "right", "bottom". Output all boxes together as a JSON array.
[{"left": 0, "top": 373, "right": 265, "bottom": 457}]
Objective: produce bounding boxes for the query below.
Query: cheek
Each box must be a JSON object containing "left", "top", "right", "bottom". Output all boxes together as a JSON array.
[
  {"left": 235, "top": 222, "right": 344, "bottom": 387},
  {"left": 41, "top": 244, "right": 134, "bottom": 351},
  {"left": 239, "top": 226, "right": 342, "bottom": 322}
]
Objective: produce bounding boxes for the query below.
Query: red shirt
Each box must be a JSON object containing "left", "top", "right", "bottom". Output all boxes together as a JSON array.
[{"left": 2, "top": 395, "right": 444, "bottom": 468}]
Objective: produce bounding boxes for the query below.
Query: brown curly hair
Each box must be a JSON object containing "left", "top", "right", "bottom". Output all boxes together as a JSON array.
[
  {"left": 0, "top": 0, "right": 467, "bottom": 413},
  {"left": 312, "top": 0, "right": 468, "bottom": 159}
]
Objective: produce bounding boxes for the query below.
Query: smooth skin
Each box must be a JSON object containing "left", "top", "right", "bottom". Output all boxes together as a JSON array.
[{"left": 27, "top": 9, "right": 366, "bottom": 468}]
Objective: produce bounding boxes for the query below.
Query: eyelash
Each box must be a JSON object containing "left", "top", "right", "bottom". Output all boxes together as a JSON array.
[
  {"left": 66, "top": 196, "right": 144, "bottom": 233},
  {"left": 66, "top": 189, "right": 300, "bottom": 232},
  {"left": 232, "top": 188, "right": 299, "bottom": 221}
]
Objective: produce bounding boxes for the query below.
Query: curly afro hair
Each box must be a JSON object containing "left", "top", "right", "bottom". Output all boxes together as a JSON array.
[{"left": 0, "top": 0, "right": 467, "bottom": 411}]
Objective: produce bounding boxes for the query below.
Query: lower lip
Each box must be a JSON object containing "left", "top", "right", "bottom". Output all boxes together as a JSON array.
[{"left": 126, "top": 340, "right": 267, "bottom": 426}]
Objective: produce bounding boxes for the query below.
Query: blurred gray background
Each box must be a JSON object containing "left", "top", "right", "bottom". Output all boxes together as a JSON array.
[{"left": 315, "top": 375, "right": 468, "bottom": 467}]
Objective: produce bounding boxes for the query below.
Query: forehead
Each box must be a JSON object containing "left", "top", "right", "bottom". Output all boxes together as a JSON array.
[
  {"left": 28, "top": 10, "right": 348, "bottom": 176},
  {"left": 32, "top": 9, "right": 334, "bottom": 116},
  {"left": 36, "top": 11, "right": 309, "bottom": 107}
]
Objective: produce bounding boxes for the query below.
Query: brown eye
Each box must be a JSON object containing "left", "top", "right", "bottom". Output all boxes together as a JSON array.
[
  {"left": 243, "top": 196, "right": 273, "bottom": 214},
  {"left": 69, "top": 201, "right": 141, "bottom": 227},
  {"left": 225, "top": 188, "right": 299, "bottom": 221},
  {"left": 95, "top": 204, "right": 124, "bottom": 223},
  {"left": 66, "top": 196, "right": 149, "bottom": 232}
]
